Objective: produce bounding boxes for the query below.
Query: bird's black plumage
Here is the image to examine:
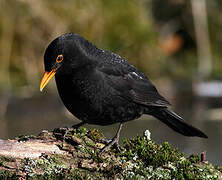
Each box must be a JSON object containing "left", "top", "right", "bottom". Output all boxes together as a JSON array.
[{"left": 41, "top": 33, "right": 207, "bottom": 151}]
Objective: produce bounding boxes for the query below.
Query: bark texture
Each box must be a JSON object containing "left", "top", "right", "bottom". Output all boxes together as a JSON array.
[{"left": 0, "top": 127, "right": 221, "bottom": 179}]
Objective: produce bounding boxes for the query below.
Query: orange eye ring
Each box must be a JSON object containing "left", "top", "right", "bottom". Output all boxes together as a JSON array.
[{"left": 56, "top": 54, "right": 64, "bottom": 63}]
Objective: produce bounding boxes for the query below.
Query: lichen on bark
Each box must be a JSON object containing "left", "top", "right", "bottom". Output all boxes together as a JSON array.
[{"left": 0, "top": 127, "right": 221, "bottom": 179}]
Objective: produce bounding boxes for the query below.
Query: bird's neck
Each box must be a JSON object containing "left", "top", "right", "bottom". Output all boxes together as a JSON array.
[{"left": 55, "top": 64, "right": 95, "bottom": 83}]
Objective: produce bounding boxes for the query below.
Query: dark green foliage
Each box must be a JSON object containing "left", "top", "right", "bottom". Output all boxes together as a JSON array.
[
  {"left": 122, "top": 136, "right": 184, "bottom": 168},
  {"left": 116, "top": 132, "right": 221, "bottom": 179}
]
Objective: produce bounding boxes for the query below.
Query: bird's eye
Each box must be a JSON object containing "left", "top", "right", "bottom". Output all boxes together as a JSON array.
[{"left": 56, "top": 54, "right": 64, "bottom": 63}]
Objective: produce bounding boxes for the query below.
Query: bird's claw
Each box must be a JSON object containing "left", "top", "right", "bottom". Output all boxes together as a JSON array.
[
  {"left": 100, "top": 137, "right": 121, "bottom": 153},
  {"left": 61, "top": 122, "right": 85, "bottom": 140}
]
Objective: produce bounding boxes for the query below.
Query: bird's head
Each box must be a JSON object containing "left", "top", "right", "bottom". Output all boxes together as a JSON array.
[{"left": 40, "top": 33, "right": 94, "bottom": 91}]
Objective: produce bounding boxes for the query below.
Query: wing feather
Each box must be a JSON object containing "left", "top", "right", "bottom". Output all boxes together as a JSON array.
[{"left": 98, "top": 62, "right": 170, "bottom": 107}]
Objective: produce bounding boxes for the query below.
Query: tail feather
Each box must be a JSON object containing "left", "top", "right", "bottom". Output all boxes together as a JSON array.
[{"left": 150, "top": 108, "right": 208, "bottom": 138}]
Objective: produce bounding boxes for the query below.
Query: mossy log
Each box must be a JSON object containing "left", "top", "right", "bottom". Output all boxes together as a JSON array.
[{"left": 0, "top": 127, "right": 221, "bottom": 179}]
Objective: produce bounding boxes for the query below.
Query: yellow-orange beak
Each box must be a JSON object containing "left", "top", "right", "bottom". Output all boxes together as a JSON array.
[{"left": 40, "top": 70, "right": 56, "bottom": 92}]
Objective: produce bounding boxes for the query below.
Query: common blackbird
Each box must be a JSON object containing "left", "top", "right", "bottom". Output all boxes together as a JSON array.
[{"left": 40, "top": 33, "right": 207, "bottom": 152}]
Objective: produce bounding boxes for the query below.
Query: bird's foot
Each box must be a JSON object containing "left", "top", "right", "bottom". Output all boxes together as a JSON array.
[
  {"left": 63, "top": 129, "right": 69, "bottom": 140},
  {"left": 53, "top": 127, "right": 70, "bottom": 141},
  {"left": 100, "top": 136, "right": 121, "bottom": 153},
  {"left": 62, "top": 122, "right": 85, "bottom": 140},
  {"left": 100, "top": 123, "right": 123, "bottom": 153}
]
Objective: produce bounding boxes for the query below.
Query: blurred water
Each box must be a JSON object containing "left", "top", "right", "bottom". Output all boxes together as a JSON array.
[{"left": 0, "top": 94, "right": 221, "bottom": 165}]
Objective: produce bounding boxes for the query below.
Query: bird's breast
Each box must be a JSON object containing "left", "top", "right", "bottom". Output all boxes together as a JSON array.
[
  {"left": 55, "top": 73, "right": 102, "bottom": 119},
  {"left": 55, "top": 72, "right": 143, "bottom": 125}
]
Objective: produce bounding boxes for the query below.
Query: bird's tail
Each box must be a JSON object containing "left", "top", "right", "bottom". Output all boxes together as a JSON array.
[{"left": 149, "top": 108, "right": 208, "bottom": 138}]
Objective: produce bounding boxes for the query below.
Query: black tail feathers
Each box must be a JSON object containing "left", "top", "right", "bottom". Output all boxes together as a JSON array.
[{"left": 150, "top": 108, "right": 208, "bottom": 138}]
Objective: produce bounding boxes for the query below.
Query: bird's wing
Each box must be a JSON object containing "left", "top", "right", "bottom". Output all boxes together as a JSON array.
[{"left": 98, "top": 62, "right": 170, "bottom": 107}]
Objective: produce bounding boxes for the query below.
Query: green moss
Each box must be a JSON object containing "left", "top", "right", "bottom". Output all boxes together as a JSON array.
[
  {"left": 21, "top": 154, "right": 73, "bottom": 179},
  {"left": 88, "top": 129, "right": 104, "bottom": 142},
  {"left": 122, "top": 135, "right": 183, "bottom": 168},
  {"left": 0, "top": 170, "right": 17, "bottom": 180},
  {"left": 188, "top": 154, "right": 201, "bottom": 163},
  {"left": 216, "top": 166, "right": 222, "bottom": 173},
  {"left": 77, "top": 127, "right": 88, "bottom": 137},
  {"left": 0, "top": 128, "right": 221, "bottom": 179},
  {"left": 117, "top": 133, "right": 222, "bottom": 179},
  {"left": 0, "top": 156, "right": 16, "bottom": 166},
  {"left": 17, "top": 134, "right": 35, "bottom": 142}
]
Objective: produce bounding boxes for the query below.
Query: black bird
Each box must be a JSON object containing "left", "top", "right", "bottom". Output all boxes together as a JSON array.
[{"left": 40, "top": 33, "right": 207, "bottom": 151}]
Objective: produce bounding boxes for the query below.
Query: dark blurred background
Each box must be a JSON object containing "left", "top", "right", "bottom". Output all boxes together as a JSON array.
[{"left": 0, "top": 0, "right": 222, "bottom": 165}]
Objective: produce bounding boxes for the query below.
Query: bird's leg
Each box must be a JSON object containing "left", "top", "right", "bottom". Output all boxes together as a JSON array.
[
  {"left": 101, "top": 123, "right": 123, "bottom": 153},
  {"left": 63, "top": 121, "right": 85, "bottom": 139}
]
